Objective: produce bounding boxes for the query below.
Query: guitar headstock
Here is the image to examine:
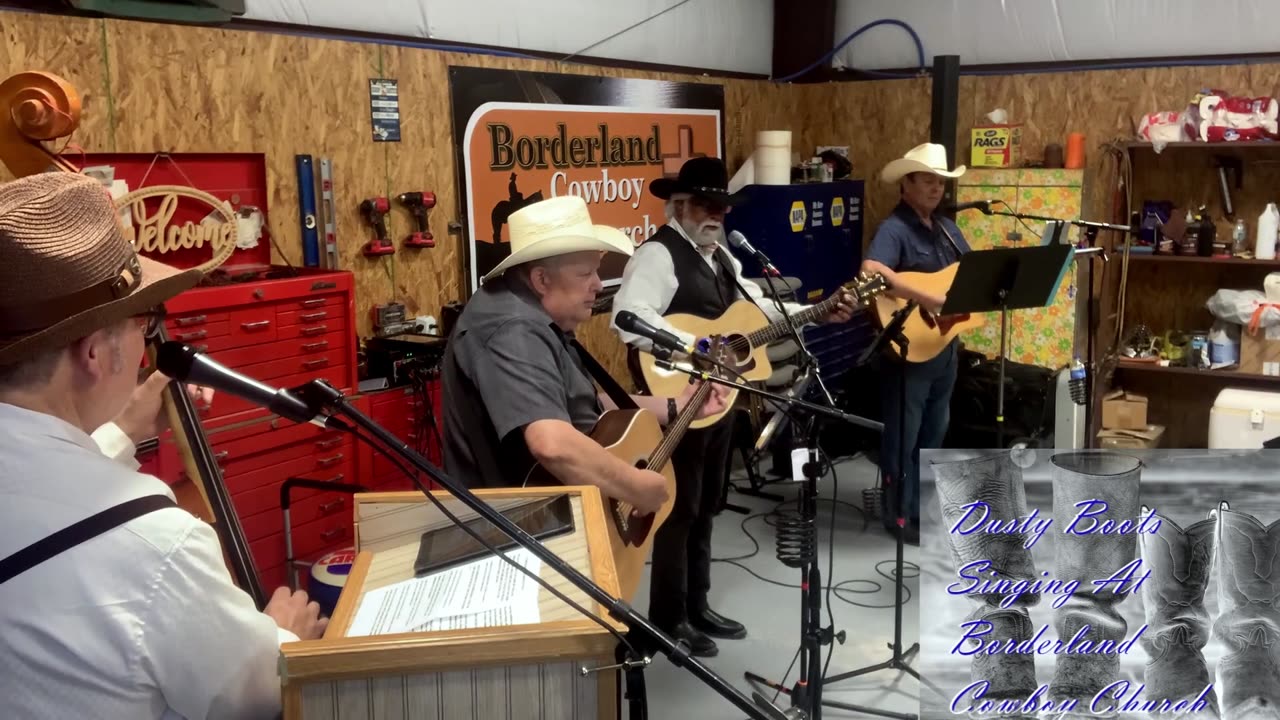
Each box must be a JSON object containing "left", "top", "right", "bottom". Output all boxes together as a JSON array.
[{"left": 843, "top": 272, "right": 889, "bottom": 304}]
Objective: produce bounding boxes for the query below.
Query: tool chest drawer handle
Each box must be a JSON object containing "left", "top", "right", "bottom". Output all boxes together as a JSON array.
[
  {"left": 325, "top": 473, "right": 345, "bottom": 483},
  {"left": 301, "top": 325, "right": 328, "bottom": 336},
  {"left": 303, "top": 358, "right": 330, "bottom": 370},
  {"left": 321, "top": 527, "right": 348, "bottom": 542},
  {"left": 214, "top": 450, "right": 229, "bottom": 462},
  {"left": 175, "top": 330, "right": 207, "bottom": 342},
  {"left": 300, "top": 312, "right": 328, "bottom": 321},
  {"left": 315, "top": 437, "right": 342, "bottom": 450},
  {"left": 319, "top": 499, "right": 345, "bottom": 514},
  {"left": 301, "top": 341, "right": 329, "bottom": 352},
  {"left": 318, "top": 453, "right": 345, "bottom": 467},
  {"left": 175, "top": 315, "right": 207, "bottom": 327},
  {"left": 241, "top": 320, "right": 272, "bottom": 330},
  {"left": 301, "top": 299, "right": 326, "bottom": 308}
]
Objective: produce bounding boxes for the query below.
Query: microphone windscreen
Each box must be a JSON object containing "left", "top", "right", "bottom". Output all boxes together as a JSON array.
[
  {"left": 155, "top": 341, "right": 197, "bottom": 380},
  {"left": 727, "top": 230, "right": 747, "bottom": 249}
]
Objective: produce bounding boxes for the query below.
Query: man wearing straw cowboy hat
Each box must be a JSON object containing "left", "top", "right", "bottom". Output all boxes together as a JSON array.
[
  {"left": 441, "top": 195, "right": 728, "bottom": 517},
  {"left": 861, "top": 142, "right": 972, "bottom": 546},
  {"left": 0, "top": 173, "right": 326, "bottom": 719},
  {"left": 611, "top": 156, "right": 857, "bottom": 657}
]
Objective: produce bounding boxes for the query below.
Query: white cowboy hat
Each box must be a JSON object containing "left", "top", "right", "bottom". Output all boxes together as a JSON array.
[
  {"left": 481, "top": 196, "right": 634, "bottom": 283},
  {"left": 880, "top": 143, "right": 967, "bottom": 184}
]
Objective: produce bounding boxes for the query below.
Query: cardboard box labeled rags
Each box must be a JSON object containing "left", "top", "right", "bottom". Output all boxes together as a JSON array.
[
  {"left": 971, "top": 125, "right": 1023, "bottom": 167},
  {"left": 1240, "top": 325, "right": 1280, "bottom": 376},
  {"left": 1102, "top": 389, "right": 1148, "bottom": 430}
]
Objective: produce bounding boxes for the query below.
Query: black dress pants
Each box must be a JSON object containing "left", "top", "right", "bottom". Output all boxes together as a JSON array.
[{"left": 647, "top": 420, "right": 734, "bottom": 627}]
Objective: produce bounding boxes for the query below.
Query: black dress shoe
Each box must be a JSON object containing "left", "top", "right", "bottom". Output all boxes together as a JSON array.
[
  {"left": 661, "top": 621, "right": 718, "bottom": 657},
  {"left": 690, "top": 606, "right": 747, "bottom": 639}
]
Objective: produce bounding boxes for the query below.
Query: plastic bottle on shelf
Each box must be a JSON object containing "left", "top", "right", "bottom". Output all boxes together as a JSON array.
[
  {"left": 1232, "top": 218, "right": 1249, "bottom": 256},
  {"left": 1257, "top": 203, "right": 1279, "bottom": 260}
]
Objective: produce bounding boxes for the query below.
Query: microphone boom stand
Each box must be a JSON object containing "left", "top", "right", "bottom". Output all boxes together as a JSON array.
[
  {"left": 287, "top": 379, "right": 795, "bottom": 720},
  {"left": 653, "top": 357, "right": 902, "bottom": 720}
]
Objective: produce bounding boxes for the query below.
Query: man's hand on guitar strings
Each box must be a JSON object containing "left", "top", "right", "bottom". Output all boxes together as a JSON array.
[
  {"left": 823, "top": 290, "right": 858, "bottom": 324},
  {"left": 677, "top": 380, "right": 730, "bottom": 420}
]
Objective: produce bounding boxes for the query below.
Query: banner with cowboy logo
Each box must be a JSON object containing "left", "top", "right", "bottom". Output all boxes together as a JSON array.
[{"left": 449, "top": 66, "right": 724, "bottom": 296}]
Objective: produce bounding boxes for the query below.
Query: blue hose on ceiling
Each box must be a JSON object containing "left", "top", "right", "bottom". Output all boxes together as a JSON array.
[{"left": 772, "top": 18, "right": 927, "bottom": 83}]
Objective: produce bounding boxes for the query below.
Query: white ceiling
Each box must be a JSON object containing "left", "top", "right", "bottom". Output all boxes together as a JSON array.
[
  {"left": 242, "top": 0, "right": 774, "bottom": 75},
  {"left": 834, "top": 0, "right": 1279, "bottom": 71}
]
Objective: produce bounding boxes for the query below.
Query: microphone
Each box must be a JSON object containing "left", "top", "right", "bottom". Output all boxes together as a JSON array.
[
  {"left": 155, "top": 342, "right": 339, "bottom": 428},
  {"left": 943, "top": 200, "right": 994, "bottom": 215},
  {"left": 614, "top": 311, "right": 692, "bottom": 357},
  {"left": 727, "top": 230, "right": 780, "bottom": 277}
]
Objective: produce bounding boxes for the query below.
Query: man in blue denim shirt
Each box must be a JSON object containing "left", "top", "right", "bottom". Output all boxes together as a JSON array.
[{"left": 861, "top": 143, "right": 970, "bottom": 545}]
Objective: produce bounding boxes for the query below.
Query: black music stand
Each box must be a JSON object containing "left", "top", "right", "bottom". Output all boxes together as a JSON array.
[{"left": 941, "top": 245, "right": 1073, "bottom": 447}]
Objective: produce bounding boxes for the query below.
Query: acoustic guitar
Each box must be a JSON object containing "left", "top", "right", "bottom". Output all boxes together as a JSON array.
[
  {"left": 634, "top": 273, "right": 888, "bottom": 429},
  {"left": 871, "top": 262, "right": 986, "bottom": 363},
  {"left": 524, "top": 363, "right": 717, "bottom": 602}
]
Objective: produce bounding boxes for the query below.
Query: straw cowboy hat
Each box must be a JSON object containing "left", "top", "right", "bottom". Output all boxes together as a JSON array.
[
  {"left": 880, "top": 143, "right": 967, "bottom": 184},
  {"left": 482, "top": 195, "right": 633, "bottom": 283},
  {"left": 0, "top": 172, "right": 202, "bottom": 367}
]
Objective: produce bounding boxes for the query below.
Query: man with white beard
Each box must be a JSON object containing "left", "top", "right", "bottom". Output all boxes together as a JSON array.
[{"left": 611, "top": 157, "right": 854, "bottom": 656}]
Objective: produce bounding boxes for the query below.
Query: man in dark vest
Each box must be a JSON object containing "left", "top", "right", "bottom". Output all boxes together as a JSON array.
[{"left": 611, "top": 157, "right": 856, "bottom": 657}]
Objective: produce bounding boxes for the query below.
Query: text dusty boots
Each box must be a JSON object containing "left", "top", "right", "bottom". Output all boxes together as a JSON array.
[
  {"left": 1212, "top": 503, "right": 1280, "bottom": 720},
  {"left": 933, "top": 453, "right": 1039, "bottom": 707},
  {"left": 1138, "top": 506, "right": 1219, "bottom": 717},
  {"left": 1046, "top": 452, "right": 1142, "bottom": 713}
]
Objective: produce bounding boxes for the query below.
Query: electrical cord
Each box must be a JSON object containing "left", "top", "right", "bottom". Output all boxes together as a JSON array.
[{"left": 335, "top": 418, "right": 639, "bottom": 656}]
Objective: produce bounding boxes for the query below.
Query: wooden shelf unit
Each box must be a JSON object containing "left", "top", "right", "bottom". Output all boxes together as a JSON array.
[{"left": 1097, "top": 141, "right": 1280, "bottom": 448}]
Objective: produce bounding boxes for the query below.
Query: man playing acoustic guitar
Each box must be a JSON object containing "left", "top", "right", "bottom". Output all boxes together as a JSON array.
[
  {"left": 611, "top": 157, "right": 856, "bottom": 657},
  {"left": 441, "top": 195, "right": 728, "bottom": 525},
  {"left": 860, "top": 143, "right": 971, "bottom": 546}
]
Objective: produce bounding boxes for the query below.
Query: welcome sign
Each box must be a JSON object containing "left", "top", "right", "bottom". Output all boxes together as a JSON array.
[{"left": 449, "top": 67, "right": 725, "bottom": 295}]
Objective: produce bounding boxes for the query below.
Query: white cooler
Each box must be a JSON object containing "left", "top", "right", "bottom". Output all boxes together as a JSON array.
[{"left": 1209, "top": 387, "right": 1280, "bottom": 448}]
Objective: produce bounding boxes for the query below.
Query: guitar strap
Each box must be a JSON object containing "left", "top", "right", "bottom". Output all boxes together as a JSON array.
[
  {"left": 940, "top": 223, "right": 965, "bottom": 261},
  {"left": 569, "top": 338, "right": 638, "bottom": 411}
]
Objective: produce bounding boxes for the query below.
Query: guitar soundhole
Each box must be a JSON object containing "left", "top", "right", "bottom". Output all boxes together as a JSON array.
[{"left": 635, "top": 460, "right": 649, "bottom": 471}]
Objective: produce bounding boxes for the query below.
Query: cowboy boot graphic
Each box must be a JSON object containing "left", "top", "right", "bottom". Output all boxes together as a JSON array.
[
  {"left": 1211, "top": 502, "right": 1280, "bottom": 720},
  {"left": 933, "top": 453, "right": 1040, "bottom": 715},
  {"left": 1138, "top": 505, "right": 1219, "bottom": 717},
  {"left": 1045, "top": 452, "right": 1142, "bottom": 716}
]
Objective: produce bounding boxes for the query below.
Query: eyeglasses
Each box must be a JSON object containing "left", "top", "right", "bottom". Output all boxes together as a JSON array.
[
  {"left": 686, "top": 196, "right": 729, "bottom": 215},
  {"left": 134, "top": 308, "right": 167, "bottom": 339}
]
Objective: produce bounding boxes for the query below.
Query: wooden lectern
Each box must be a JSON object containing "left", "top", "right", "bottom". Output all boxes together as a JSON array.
[{"left": 278, "top": 486, "right": 625, "bottom": 720}]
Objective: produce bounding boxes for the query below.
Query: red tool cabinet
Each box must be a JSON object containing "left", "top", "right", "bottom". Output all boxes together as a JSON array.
[{"left": 151, "top": 268, "right": 446, "bottom": 593}]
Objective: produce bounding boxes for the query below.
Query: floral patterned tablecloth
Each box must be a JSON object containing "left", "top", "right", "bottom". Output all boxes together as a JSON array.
[{"left": 955, "top": 168, "right": 1084, "bottom": 370}]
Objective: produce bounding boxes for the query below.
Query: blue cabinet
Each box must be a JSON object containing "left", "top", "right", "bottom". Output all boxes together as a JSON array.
[{"left": 724, "top": 180, "right": 873, "bottom": 382}]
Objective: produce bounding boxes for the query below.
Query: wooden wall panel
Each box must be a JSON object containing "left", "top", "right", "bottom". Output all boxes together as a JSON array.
[{"left": 794, "top": 77, "right": 933, "bottom": 243}]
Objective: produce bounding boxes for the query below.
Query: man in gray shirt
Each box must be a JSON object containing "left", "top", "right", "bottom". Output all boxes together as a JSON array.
[{"left": 442, "top": 196, "right": 727, "bottom": 517}]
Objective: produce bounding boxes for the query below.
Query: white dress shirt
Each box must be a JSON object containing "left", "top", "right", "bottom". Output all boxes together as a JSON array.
[
  {"left": 0, "top": 403, "right": 294, "bottom": 720},
  {"left": 611, "top": 219, "right": 811, "bottom": 352}
]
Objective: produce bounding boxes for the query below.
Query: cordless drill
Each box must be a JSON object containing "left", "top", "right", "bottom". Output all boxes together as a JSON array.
[
  {"left": 396, "top": 191, "right": 436, "bottom": 248},
  {"left": 360, "top": 197, "right": 394, "bottom": 257}
]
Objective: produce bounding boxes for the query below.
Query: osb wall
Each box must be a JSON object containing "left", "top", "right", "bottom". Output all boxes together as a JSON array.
[{"left": 0, "top": 11, "right": 801, "bottom": 383}]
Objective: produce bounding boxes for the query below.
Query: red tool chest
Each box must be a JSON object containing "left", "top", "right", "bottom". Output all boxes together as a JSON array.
[
  {"left": 154, "top": 268, "right": 372, "bottom": 593},
  {"left": 358, "top": 384, "right": 445, "bottom": 492}
]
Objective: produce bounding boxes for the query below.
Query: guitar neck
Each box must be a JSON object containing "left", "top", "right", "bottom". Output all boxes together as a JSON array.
[
  {"left": 648, "top": 381, "right": 714, "bottom": 472},
  {"left": 746, "top": 294, "right": 838, "bottom": 346}
]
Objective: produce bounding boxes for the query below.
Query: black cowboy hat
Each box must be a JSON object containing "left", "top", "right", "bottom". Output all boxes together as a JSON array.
[{"left": 649, "top": 156, "right": 746, "bottom": 207}]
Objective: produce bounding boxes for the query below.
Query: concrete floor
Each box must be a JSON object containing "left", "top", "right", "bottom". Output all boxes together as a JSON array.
[{"left": 628, "top": 453, "right": 922, "bottom": 720}]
